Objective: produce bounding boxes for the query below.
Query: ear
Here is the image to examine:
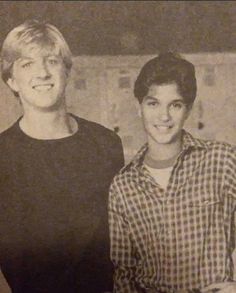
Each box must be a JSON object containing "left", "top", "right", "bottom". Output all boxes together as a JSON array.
[{"left": 7, "top": 77, "right": 19, "bottom": 93}]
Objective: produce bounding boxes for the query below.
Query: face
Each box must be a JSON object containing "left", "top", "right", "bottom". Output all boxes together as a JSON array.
[
  {"left": 7, "top": 47, "right": 68, "bottom": 112},
  {"left": 139, "top": 83, "right": 191, "bottom": 147}
]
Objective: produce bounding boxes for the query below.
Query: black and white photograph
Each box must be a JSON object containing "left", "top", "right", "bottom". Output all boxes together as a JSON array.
[{"left": 0, "top": 2, "right": 235, "bottom": 293}]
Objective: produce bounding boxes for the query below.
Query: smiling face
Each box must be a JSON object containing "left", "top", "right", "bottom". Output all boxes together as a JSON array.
[
  {"left": 7, "top": 47, "right": 68, "bottom": 112},
  {"left": 139, "top": 83, "right": 191, "bottom": 148}
]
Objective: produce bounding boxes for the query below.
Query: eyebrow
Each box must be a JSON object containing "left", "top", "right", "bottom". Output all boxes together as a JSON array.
[
  {"left": 144, "top": 96, "right": 158, "bottom": 101},
  {"left": 144, "top": 96, "right": 185, "bottom": 103},
  {"left": 18, "top": 57, "right": 34, "bottom": 62},
  {"left": 19, "top": 54, "right": 60, "bottom": 60},
  {"left": 17, "top": 55, "right": 62, "bottom": 64}
]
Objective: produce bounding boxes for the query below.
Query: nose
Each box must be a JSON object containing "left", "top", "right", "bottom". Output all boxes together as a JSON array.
[
  {"left": 158, "top": 105, "right": 170, "bottom": 122},
  {"left": 36, "top": 60, "right": 51, "bottom": 79}
]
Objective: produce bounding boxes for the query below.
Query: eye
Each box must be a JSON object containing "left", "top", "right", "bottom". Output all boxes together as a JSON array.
[
  {"left": 170, "top": 102, "right": 184, "bottom": 110},
  {"left": 21, "top": 62, "right": 33, "bottom": 69},
  {"left": 146, "top": 100, "right": 159, "bottom": 107},
  {"left": 47, "top": 58, "right": 59, "bottom": 65},
  {"left": 147, "top": 101, "right": 157, "bottom": 106}
]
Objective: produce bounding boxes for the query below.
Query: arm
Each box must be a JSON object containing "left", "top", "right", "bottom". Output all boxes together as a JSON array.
[
  {"left": 203, "top": 147, "right": 236, "bottom": 292},
  {"left": 225, "top": 146, "right": 236, "bottom": 200},
  {"left": 225, "top": 146, "right": 236, "bottom": 259},
  {"left": 108, "top": 181, "right": 143, "bottom": 293}
]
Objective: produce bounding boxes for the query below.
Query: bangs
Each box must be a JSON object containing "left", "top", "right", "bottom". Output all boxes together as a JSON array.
[
  {"left": 10, "top": 35, "right": 61, "bottom": 61},
  {"left": 20, "top": 42, "right": 60, "bottom": 58},
  {"left": 1, "top": 20, "right": 72, "bottom": 84}
]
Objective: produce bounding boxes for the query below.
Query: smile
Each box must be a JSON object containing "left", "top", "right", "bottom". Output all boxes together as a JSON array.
[
  {"left": 154, "top": 125, "right": 172, "bottom": 132},
  {"left": 32, "top": 84, "right": 54, "bottom": 91}
]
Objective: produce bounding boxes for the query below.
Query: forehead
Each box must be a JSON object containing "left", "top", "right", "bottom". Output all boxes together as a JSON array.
[
  {"left": 146, "top": 83, "right": 184, "bottom": 101},
  {"left": 21, "top": 43, "right": 60, "bottom": 57},
  {"left": 12, "top": 41, "right": 61, "bottom": 63}
]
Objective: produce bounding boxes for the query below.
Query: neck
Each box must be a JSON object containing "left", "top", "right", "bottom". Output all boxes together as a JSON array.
[
  {"left": 20, "top": 108, "right": 78, "bottom": 139},
  {"left": 147, "top": 135, "right": 183, "bottom": 162}
]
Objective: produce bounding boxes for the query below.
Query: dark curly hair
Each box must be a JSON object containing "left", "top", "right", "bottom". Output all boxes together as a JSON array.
[{"left": 134, "top": 52, "right": 197, "bottom": 106}]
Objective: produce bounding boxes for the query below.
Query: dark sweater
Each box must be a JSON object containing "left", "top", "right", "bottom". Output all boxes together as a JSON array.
[{"left": 0, "top": 115, "right": 124, "bottom": 293}]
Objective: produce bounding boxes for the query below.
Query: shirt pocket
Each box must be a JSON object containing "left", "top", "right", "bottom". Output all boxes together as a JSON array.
[
  {"left": 188, "top": 197, "right": 221, "bottom": 208},
  {"left": 185, "top": 193, "right": 224, "bottom": 227}
]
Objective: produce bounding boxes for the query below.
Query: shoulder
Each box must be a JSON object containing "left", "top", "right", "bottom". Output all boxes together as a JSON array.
[
  {"left": 0, "top": 122, "right": 20, "bottom": 165},
  {"left": 110, "top": 146, "right": 145, "bottom": 192},
  {"left": 73, "top": 115, "right": 124, "bottom": 168},
  {"left": 74, "top": 115, "right": 122, "bottom": 145},
  {"left": 109, "top": 162, "right": 142, "bottom": 205},
  {"left": 204, "top": 139, "right": 236, "bottom": 157},
  {"left": 185, "top": 130, "right": 235, "bottom": 155},
  {"left": 111, "top": 169, "right": 129, "bottom": 191},
  {"left": 191, "top": 135, "right": 236, "bottom": 165},
  {"left": 0, "top": 121, "right": 19, "bottom": 146}
]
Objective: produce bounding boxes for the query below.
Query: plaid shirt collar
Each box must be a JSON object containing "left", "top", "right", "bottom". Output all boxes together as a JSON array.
[{"left": 124, "top": 130, "right": 209, "bottom": 172}]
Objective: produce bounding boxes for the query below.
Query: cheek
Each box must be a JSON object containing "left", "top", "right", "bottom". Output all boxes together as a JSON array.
[
  {"left": 142, "top": 107, "right": 156, "bottom": 118},
  {"left": 141, "top": 111, "right": 152, "bottom": 124},
  {"left": 142, "top": 114, "right": 156, "bottom": 130},
  {"left": 11, "top": 76, "right": 26, "bottom": 92},
  {"left": 58, "top": 69, "right": 68, "bottom": 86},
  {"left": 175, "top": 111, "right": 189, "bottom": 124}
]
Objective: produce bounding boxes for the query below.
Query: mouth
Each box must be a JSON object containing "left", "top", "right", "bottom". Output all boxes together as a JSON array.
[
  {"left": 154, "top": 125, "right": 173, "bottom": 132},
  {"left": 32, "top": 84, "right": 54, "bottom": 91}
]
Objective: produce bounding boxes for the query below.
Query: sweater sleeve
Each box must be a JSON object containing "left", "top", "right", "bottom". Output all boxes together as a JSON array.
[{"left": 111, "top": 134, "right": 125, "bottom": 175}]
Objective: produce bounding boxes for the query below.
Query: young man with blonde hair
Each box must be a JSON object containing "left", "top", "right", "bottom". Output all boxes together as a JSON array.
[
  {"left": 0, "top": 20, "right": 124, "bottom": 293},
  {"left": 109, "top": 52, "right": 236, "bottom": 293}
]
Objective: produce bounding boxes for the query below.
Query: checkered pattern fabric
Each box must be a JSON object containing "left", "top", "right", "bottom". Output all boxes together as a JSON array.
[{"left": 108, "top": 130, "right": 236, "bottom": 293}]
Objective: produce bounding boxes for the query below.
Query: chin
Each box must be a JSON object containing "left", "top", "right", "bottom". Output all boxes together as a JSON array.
[
  {"left": 153, "top": 134, "right": 178, "bottom": 145},
  {"left": 156, "top": 139, "right": 173, "bottom": 145},
  {"left": 36, "top": 97, "right": 64, "bottom": 111}
]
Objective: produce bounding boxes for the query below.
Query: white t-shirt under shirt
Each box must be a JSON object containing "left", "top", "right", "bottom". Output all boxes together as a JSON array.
[
  {"left": 144, "top": 151, "right": 180, "bottom": 190},
  {"left": 145, "top": 165, "right": 173, "bottom": 189}
]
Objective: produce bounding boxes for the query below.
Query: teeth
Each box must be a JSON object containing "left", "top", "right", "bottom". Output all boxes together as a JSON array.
[
  {"left": 157, "top": 126, "right": 169, "bottom": 129},
  {"left": 155, "top": 125, "right": 171, "bottom": 132},
  {"left": 33, "top": 85, "right": 53, "bottom": 91}
]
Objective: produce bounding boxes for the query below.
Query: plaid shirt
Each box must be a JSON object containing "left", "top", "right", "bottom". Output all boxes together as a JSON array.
[{"left": 108, "top": 130, "right": 236, "bottom": 293}]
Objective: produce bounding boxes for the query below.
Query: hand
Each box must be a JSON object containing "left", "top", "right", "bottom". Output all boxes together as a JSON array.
[{"left": 201, "top": 281, "right": 236, "bottom": 293}]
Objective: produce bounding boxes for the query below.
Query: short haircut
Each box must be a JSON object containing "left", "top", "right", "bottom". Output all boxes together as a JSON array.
[
  {"left": 134, "top": 52, "right": 197, "bottom": 106},
  {"left": 1, "top": 19, "right": 72, "bottom": 85}
]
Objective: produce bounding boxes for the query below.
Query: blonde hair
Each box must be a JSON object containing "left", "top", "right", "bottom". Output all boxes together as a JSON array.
[{"left": 1, "top": 19, "right": 73, "bottom": 85}]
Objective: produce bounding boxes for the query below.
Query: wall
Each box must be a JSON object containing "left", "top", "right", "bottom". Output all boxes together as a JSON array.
[
  {"left": 0, "top": 53, "right": 236, "bottom": 162},
  {"left": 71, "top": 53, "right": 236, "bottom": 162}
]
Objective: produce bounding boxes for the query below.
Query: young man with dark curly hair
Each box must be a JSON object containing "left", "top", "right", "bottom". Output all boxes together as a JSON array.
[{"left": 109, "top": 52, "right": 236, "bottom": 293}]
